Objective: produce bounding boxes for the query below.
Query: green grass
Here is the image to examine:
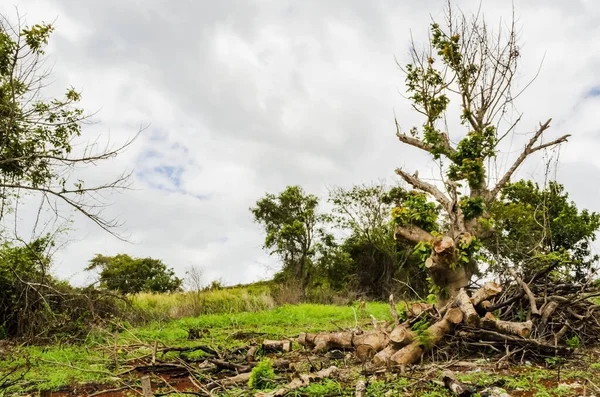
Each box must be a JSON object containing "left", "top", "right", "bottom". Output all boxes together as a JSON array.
[{"left": 0, "top": 302, "right": 390, "bottom": 393}]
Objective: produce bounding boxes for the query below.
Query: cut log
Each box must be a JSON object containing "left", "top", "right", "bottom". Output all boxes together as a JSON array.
[
  {"left": 207, "top": 372, "right": 251, "bottom": 391},
  {"left": 409, "top": 302, "right": 434, "bottom": 317},
  {"left": 389, "top": 326, "right": 414, "bottom": 346},
  {"left": 470, "top": 282, "right": 502, "bottom": 306},
  {"left": 390, "top": 307, "right": 463, "bottom": 366},
  {"left": 314, "top": 332, "right": 353, "bottom": 352},
  {"left": 481, "top": 312, "right": 532, "bottom": 338},
  {"left": 247, "top": 346, "right": 258, "bottom": 362},
  {"left": 456, "top": 288, "right": 480, "bottom": 327},
  {"left": 262, "top": 339, "right": 292, "bottom": 353},
  {"left": 352, "top": 331, "right": 388, "bottom": 352},
  {"left": 442, "top": 370, "right": 475, "bottom": 396},
  {"left": 372, "top": 345, "right": 399, "bottom": 367}
]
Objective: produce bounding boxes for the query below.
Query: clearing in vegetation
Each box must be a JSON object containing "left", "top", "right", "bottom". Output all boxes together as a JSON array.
[{"left": 1, "top": 300, "right": 600, "bottom": 396}]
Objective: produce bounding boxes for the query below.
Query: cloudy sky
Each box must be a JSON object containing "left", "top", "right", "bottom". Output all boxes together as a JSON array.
[{"left": 1, "top": 0, "right": 599, "bottom": 287}]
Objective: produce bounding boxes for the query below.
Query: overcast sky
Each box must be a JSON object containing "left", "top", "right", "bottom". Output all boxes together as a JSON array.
[{"left": 1, "top": 0, "right": 599, "bottom": 287}]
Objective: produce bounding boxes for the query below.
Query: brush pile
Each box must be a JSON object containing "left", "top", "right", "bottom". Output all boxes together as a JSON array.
[{"left": 298, "top": 263, "right": 600, "bottom": 369}]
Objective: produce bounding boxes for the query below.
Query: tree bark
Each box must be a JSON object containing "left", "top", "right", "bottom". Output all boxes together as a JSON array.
[
  {"left": 425, "top": 235, "right": 471, "bottom": 302},
  {"left": 470, "top": 282, "right": 502, "bottom": 306},
  {"left": 389, "top": 308, "right": 463, "bottom": 366},
  {"left": 481, "top": 312, "right": 532, "bottom": 338},
  {"left": 456, "top": 289, "right": 480, "bottom": 327},
  {"left": 262, "top": 339, "right": 292, "bottom": 353}
]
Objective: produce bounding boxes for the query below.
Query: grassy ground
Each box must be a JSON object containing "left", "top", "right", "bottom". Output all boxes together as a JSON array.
[
  {"left": 0, "top": 302, "right": 390, "bottom": 394},
  {"left": 1, "top": 299, "right": 599, "bottom": 396}
]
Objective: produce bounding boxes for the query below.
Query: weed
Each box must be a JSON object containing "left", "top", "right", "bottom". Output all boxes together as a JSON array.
[{"left": 248, "top": 359, "right": 276, "bottom": 390}]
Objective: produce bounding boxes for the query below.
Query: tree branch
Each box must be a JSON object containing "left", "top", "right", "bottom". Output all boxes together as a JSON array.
[
  {"left": 395, "top": 168, "right": 452, "bottom": 212},
  {"left": 394, "top": 224, "right": 434, "bottom": 243},
  {"left": 395, "top": 118, "right": 457, "bottom": 158},
  {"left": 487, "top": 119, "right": 570, "bottom": 201}
]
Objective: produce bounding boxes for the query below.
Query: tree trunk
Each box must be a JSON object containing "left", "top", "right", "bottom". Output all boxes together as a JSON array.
[{"left": 424, "top": 235, "right": 472, "bottom": 303}]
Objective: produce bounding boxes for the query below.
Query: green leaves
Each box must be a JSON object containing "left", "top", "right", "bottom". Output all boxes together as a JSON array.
[
  {"left": 87, "top": 254, "right": 183, "bottom": 294},
  {"left": 20, "top": 23, "right": 54, "bottom": 54},
  {"left": 390, "top": 191, "right": 440, "bottom": 232},
  {"left": 0, "top": 19, "right": 86, "bottom": 189},
  {"left": 488, "top": 180, "right": 600, "bottom": 278}
]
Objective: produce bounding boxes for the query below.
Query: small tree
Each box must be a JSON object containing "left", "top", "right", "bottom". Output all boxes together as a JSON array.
[
  {"left": 86, "top": 254, "right": 182, "bottom": 294},
  {"left": 391, "top": 4, "right": 570, "bottom": 301},
  {"left": 251, "top": 186, "right": 327, "bottom": 294}
]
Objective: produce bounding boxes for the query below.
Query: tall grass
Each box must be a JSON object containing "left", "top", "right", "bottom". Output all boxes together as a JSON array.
[{"left": 130, "top": 285, "right": 276, "bottom": 321}]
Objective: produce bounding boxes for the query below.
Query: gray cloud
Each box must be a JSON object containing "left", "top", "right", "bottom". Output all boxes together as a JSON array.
[{"left": 1, "top": 0, "right": 599, "bottom": 285}]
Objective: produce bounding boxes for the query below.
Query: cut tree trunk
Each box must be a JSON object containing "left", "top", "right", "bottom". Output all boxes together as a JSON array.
[
  {"left": 425, "top": 235, "right": 472, "bottom": 303},
  {"left": 389, "top": 326, "right": 414, "bottom": 345},
  {"left": 298, "top": 331, "right": 387, "bottom": 354}
]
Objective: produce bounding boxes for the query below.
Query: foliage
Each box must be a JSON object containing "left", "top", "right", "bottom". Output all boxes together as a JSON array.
[
  {"left": 251, "top": 186, "right": 329, "bottom": 292},
  {"left": 488, "top": 180, "right": 600, "bottom": 279},
  {"left": 86, "top": 254, "right": 182, "bottom": 294},
  {"left": 248, "top": 359, "right": 276, "bottom": 390},
  {"left": 390, "top": 191, "right": 440, "bottom": 232}
]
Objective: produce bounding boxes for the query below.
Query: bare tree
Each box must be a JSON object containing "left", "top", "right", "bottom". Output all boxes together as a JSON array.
[{"left": 184, "top": 265, "right": 205, "bottom": 293}]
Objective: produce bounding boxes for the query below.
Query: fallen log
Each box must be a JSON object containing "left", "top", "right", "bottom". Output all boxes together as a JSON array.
[
  {"left": 409, "top": 302, "right": 434, "bottom": 317},
  {"left": 352, "top": 331, "right": 389, "bottom": 352},
  {"left": 206, "top": 371, "right": 251, "bottom": 391},
  {"left": 372, "top": 345, "right": 399, "bottom": 367},
  {"left": 389, "top": 307, "right": 463, "bottom": 366},
  {"left": 298, "top": 332, "right": 354, "bottom": 352},
  {"left": 481, "top": 313, "right": 532, "bottom": 338},
  {"left": 389, "top": 326, "right": 414, "bottom": 345}
]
